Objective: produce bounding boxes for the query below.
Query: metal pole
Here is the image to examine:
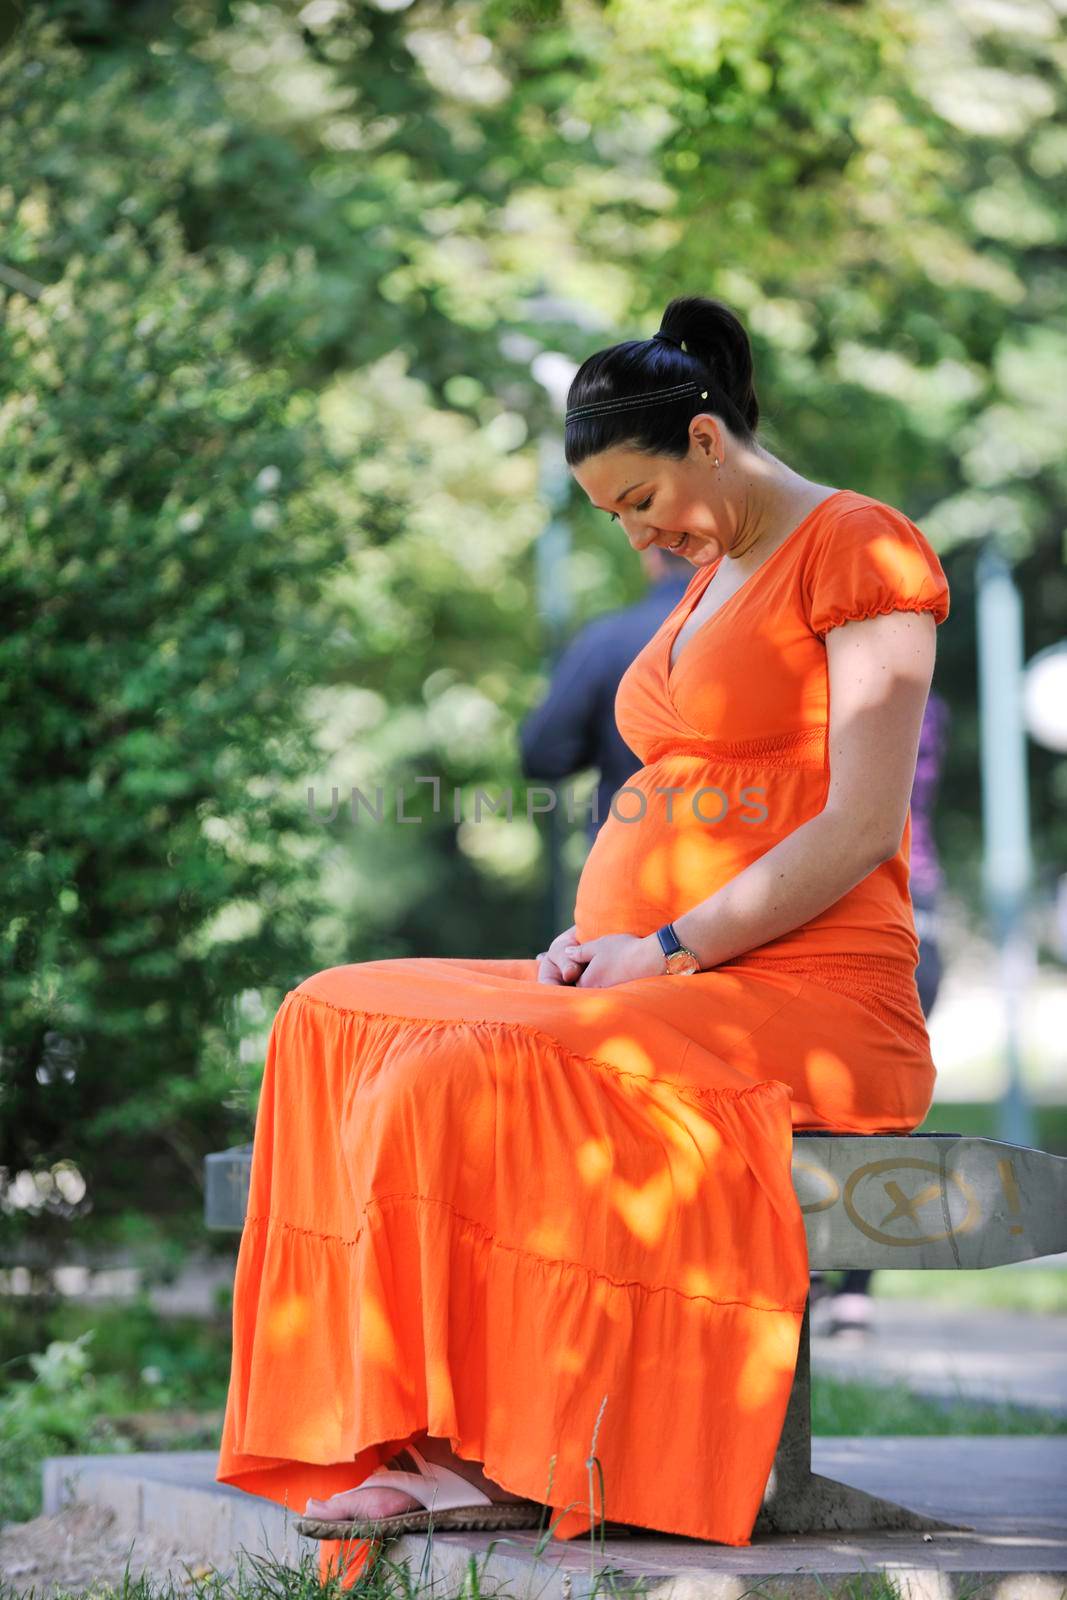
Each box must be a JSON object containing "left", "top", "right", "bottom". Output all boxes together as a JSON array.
[{"left": 975, "top": 540, "right": 1036, "bottom": 1148}]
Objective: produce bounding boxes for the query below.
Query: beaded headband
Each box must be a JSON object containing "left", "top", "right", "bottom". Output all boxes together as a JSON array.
[{"left": 564, "top": 329, "right": 709, "bottom": 424}]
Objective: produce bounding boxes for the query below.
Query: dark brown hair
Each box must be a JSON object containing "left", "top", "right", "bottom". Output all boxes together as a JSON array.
[{"left": 564, "top": 295, "right": 760, "bottom": 468}]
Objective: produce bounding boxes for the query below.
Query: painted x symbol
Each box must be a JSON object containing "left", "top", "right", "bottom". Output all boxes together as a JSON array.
[{"left": 880, "top": 1179, "right": 941, "bottom": 1229}]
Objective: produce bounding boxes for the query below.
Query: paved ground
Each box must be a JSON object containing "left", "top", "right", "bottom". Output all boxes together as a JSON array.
[
  {"left": 21, "top": 1441, "right": 1067, "bottom": 1597},
  {"left": 812, "top": 1297, "right": 1067, "bottom": 1415}
]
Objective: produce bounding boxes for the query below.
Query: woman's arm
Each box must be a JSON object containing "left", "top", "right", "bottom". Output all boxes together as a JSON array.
[{"left": 668, "top": 608, "right": 938, "bottom": 970}]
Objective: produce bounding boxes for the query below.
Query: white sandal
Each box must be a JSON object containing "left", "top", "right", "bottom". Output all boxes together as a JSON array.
[{"left": 295, "top": 1443, "right": 548, "bottom": 1539}]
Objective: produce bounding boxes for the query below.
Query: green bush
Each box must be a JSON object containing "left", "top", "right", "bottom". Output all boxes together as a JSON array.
[{"left": 0, "top": 1329, "right": 134, "bottom": 1526}]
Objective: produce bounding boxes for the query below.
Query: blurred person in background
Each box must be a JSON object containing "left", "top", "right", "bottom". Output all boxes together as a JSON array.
[
  {"left": 521, "top": 583, "right": 951, "bottom": 1342},
  {"left": 519, "top": 544, "right": 692, "bottom": 840}
]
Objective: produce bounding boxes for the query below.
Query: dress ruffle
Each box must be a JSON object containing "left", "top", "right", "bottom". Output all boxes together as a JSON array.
[
  {"left": 814, "top": 595, "right": 951, "bottom": 640},
  {"left": 216, "top": 982, "right": 810, "bottom": 1550}
]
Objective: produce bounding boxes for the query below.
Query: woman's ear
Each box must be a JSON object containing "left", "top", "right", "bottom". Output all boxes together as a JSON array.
[{"left": 689, "top": 413, "right": 723, "bottom": 461}]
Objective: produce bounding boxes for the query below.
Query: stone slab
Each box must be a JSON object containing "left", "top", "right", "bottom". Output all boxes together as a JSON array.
[
  {"left": 37, "top": 1439, "right": 1067, "bottom": 1595},
  {"left": 205, "top": 1135, "right": 1067, "bottom": 1270}
]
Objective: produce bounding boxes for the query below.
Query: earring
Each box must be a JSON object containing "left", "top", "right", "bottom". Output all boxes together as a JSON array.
[{"left": 713, "top": 457, "right": 720, "bottom": 468}]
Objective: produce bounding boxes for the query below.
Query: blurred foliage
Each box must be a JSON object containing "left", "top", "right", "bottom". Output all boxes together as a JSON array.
[
  {"left": 1, "top": 0, "right": 1065, "bottom": 1264},
  {"left": 0, "top": 1297, "right": 232, "bottom": 1524},
  {"left": 0, "top": 1289, "right": 233, "bottom": 1409},
  {"left": 919, "top": 1097, "right": 1067, "bottom": 1154}
]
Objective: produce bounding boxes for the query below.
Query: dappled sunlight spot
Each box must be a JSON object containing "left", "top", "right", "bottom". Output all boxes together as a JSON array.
[
  {"left": 644, "top": 1094, "right": 706, "bottom": 1156},
  {"left": 556, "top": 1344, "right": 586, "bottom": 1375},
  {"left": 289, "top": 1413, "right": 342, "bottom": 1461},
  {"left": 487, "top": 1396, "right": 508, "bottom": 1428},
  {"left": 675, "top": 826, "right": 729, "bottom": 877},
  {"left": 736, "top": 1317, "right": 800, "bottom": 1413},
  {"left": 426, "top": 1351, "right": 457, "bottom": 1399},
  {"left": 675, "top": 1099, "right": 726, "bottom": 1161},
  {"left": 583, "top": 991, "right": 620, "bottom": 1020},
  {"left": 609, "top": 1166, "right": 674, "bottom": 1247},
  {"left": 264, "top": 1293, "right": 311, "bottom": 1354},
  {"left": 524, "top": 1220, "right": 573, "bottom": 1257},
  {"left": 636, "top": 836, "right": 673, "bottom": 903},
  {"left": 591, "top": 1275, "right": 626, "bottom": 1323},
  {"left": 360, "top": 1293, "right": 400, "bottom": 1368},
  {"left": 803, "top": 1044, "right": 857, "bottom": 1114},
  {"left": 640, "top": 1102, "right": 707, "bottom": 1201},
  {"left": 637, "top": 822, "right": 750, "bottom": 909},
  {"left": 704, "top": 1020, "right": 751, "bottom": 1054},
  {"left": 870, "top": 529, "right": 932, "bottom": 594},
  {"left": 594, "top": 1032, "right": 657, "bottom": 1081},
  {"left": 576, "top": 1136, "right": 615, "bottom": 1186},
  {"left": 679, "top": 1264, "right": 717, "bottom": 1298}
]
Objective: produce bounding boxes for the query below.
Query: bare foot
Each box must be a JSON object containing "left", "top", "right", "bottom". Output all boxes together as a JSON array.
[{"left": 304, "top": 1433, "right": 537, "bottom": 1523}]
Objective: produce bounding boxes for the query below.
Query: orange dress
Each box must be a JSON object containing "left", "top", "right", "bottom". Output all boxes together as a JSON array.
[{"left": 215, "top": 489, "right": 950, "bottom": 1574}]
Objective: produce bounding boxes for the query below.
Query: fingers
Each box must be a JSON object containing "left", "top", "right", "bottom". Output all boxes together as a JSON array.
[
  {"left": 536, "top": 926, "right": 583, "bottom": 985},
  {"left": 537, "top": 948, "right": 564, "bottom": 984},
  {"left": 547, "top": 927, "right": 580, "bottom": 962},
  {"left": 537, "top": 950, "right": 581, "bottom": 985}
]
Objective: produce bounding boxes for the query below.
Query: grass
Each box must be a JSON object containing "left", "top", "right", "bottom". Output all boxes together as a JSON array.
[
  {"left": 812, "top": 1370, "right": 1067, "bottom": 1435},
  {"left": 870, "top": 1265, "right": 1067, "bottom": 1315},
  {"left": 0, "top": 1532, "right": 1008, "bottom": 1600}
]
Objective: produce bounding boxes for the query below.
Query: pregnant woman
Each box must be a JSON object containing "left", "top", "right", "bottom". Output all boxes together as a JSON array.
[{"left": 215, "top": 294, "right": 950, "bottom": 1577}]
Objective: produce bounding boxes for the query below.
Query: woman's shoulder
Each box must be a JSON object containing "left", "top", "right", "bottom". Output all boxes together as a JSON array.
[
  {"left": 815, "top": 487, "right": 925, "bottom": 533},
  {"left": 797, "top": 489, "right": 950, "bottom": 635},
  {"left": 800, "top": 489, "right": 943, "bottom": 564}
]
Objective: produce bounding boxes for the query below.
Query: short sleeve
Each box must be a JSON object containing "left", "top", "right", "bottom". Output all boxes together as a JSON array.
[{"left": 802, "top": 502, "right": 950, "bottom": 641}]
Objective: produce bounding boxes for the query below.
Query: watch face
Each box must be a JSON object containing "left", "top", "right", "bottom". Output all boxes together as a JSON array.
[{"left": 666, "top": 949, "right": 700, "bottom": 975}]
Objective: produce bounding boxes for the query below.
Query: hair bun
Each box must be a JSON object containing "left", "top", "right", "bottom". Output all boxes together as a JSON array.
[{"left": 658, "top": 295, "right": 758, "bottom": 431}]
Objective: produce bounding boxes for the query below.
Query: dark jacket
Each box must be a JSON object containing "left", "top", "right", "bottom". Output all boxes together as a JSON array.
[{"left": 519, "top": 574, "right": 692, "bottom": 843}]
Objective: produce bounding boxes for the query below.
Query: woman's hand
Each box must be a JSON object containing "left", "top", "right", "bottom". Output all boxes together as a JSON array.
[
  {"left": 535, "top": 924, "right": 585, "bottom": 985},
  {"left": 538, "top": 930, "right": 666, "bottom": 988}
]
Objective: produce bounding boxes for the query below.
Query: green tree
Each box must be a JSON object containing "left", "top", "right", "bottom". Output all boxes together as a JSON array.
[{"left": 0, "top": 25, "right": 351, "bottom": 1262}]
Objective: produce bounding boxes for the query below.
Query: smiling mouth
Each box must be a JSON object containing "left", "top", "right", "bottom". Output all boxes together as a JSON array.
[{"left": 666, "top": 532, "right": 688, "bottom": 551}]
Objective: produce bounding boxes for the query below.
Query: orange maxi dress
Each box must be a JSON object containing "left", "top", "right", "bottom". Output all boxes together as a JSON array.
[{"left": 215, "top": 488, "right": 950, "bottom": 1571}]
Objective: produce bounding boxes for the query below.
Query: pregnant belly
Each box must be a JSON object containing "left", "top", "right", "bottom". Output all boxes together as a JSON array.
[{"left": 572, "top": 759, "right": 822, "bottom": 943}]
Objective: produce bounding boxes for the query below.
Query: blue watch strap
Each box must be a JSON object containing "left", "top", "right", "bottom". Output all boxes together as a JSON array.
[{"left": 656, "top": 923, "right": 683, "bottom": 959}]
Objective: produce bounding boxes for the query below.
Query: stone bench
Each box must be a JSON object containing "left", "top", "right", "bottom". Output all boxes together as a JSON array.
[{"left": 204, "top": 1131, "right": 1067, "bottom": 1537}]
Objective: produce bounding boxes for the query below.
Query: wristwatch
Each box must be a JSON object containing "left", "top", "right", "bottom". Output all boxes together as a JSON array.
[{"left": 655, "top": 922, "right": 702, "bottom": 976}]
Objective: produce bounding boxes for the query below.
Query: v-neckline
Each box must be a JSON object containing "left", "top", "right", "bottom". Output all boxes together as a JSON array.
[{"left": 664, "top": 488, "right": 848, "bottom": 685}]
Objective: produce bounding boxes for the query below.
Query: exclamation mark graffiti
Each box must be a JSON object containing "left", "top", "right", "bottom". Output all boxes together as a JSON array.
[{"left": 997, "top": 1158, "right": 1024, "bottom": 1236}]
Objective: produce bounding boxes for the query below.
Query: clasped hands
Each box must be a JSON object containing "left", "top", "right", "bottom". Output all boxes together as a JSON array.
[{"left": 535, "top": 923, "right": 666, "bottom": 988}]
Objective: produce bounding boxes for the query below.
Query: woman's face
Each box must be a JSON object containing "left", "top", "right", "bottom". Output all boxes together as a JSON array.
[{"left": 570, "top": 429, "right": 737, "bottom": 567}]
